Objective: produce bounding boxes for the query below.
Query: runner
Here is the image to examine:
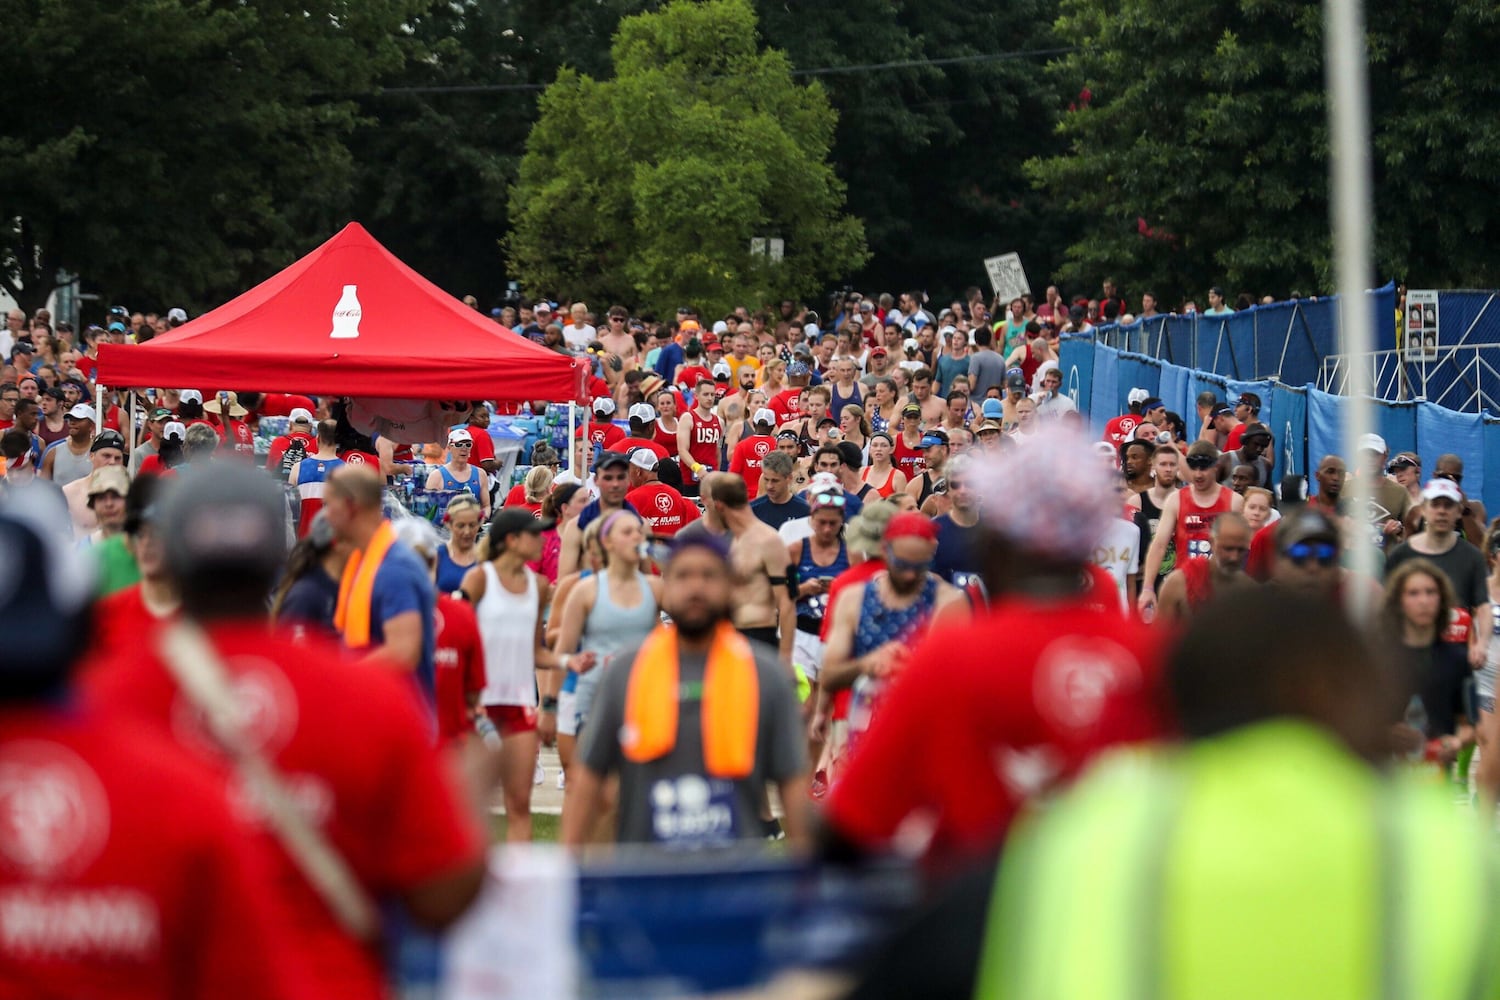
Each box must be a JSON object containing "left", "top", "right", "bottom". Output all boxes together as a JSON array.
[
  {"left": 677, "top": 376, "right": 724, "bottom": 498},
  {"left": 559, "top": 451, "right": 636, "bottom": 578},
  {"left": 435, "top": 494, "right": 483, "bottom": 593},
  {"left": 728, "top": 407, "right": 778, "bottom": 496},
  {"left": 461, "top": 508, "right": 568, "bottom": 842},
  {"left": 788, "top": 488, "right": 851, "bottom": 712},
  {"left": 701, "top": 472, "right": 796, "bottom": 663},
  {"left": 1138, "top": 440, "right": 1243, "bottom": 617},
  {"left": 608, "top": 402, "right": 672, "bottom": 462},
  {"left": 750, "top": 451, "right": 811, "bottom": 529},
  {"left": 625, "top": 449, "right": 698, "bottom": 539},
  {"left": 1155, "top": 511, "right": 1253, "bottom": 623},
  {"left": 562, "top": 533, "right": 809, "bottom": 848},
  {"left": 904, "top": 430, "right": 949, "bottom": 509},
  {"left": 425, "top": 426, "right": 491, "bottom": 516},
  {"left": 860, "top": 431, "right": 908, "bottom": 498},
  {"left": 288, "top": 419, "right": 346, "bottom": 537},
  {"left": 929, "top": 455, "right": 981, "bottom": 589}
]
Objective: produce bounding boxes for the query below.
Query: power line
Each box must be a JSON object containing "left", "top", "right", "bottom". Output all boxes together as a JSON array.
[{"left": 373, "top": 47, "right": 1076, "bottom": 97}]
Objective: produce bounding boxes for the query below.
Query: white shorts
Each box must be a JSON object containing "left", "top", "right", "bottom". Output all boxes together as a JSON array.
[
  {"left": 793, "top": 629, "right": 826, "bottom": 682},
  {"left": 557, "top": 689, "right": 579, "bottom": 737}
]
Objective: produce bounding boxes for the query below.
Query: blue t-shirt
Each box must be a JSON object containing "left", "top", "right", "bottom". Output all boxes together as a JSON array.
[
  {"left": 434, "top": 547, "right": 474, "bottom": 595},
  {"left": 654, "top": 342, "right": 685, "bottom": 381},
  {"left": 276, "top": 566, "right": 340, "bottom": 637},
  {"left": 369, "top": 542, "right": 438, "bottom": 705},
  {"left": 751, "top": 495, "right": 810, "bottom": 531}
]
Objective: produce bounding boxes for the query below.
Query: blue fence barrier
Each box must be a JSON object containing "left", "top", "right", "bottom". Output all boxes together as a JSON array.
[{"left": 1062, "top": 336, "right": 1497, "bottom": 510}]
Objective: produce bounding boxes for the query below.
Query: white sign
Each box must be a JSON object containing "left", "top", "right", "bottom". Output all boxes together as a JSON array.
[
  {"left": 749, "top": 238, "right": 785, "bottom": 263},
  {"left": 984, "top": 253, "right": 1031, "bottom": 303},
  {"left": 1404, "top": 289, "right": 1438, "bottom": 361},
  {"left": 442, "top": 845, "right": 578, "bottom": 1000},
  {"left": 330, "top": 284, "right": 362, "bottom": 339}
]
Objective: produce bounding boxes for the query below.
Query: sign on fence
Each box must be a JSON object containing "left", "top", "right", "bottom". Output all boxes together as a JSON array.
[
  {"left": 984, "top": 253, "right": 1031, "bottom": 303},
  {"left": 1405, "top": 290, "right": 1439, "bottom": 361}
]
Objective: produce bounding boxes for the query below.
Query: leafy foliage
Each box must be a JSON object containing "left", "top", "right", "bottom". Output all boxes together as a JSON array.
[{"left": 506, "top": 0, "right": 868, "bottom": 316}]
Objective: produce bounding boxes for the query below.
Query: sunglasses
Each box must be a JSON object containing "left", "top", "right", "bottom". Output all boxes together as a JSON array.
[
  {"left": 1185, "top": 455, "right": 1217, "bottom": 470},
  {"left": 886, "top": 552, "right": 934, "bottom": 573},
  {"left": 450, "top": 441, "right": 472, "bottom": 448},
  {"left": 1283, "top": 541, "right": 1338, "bottom": 568}
]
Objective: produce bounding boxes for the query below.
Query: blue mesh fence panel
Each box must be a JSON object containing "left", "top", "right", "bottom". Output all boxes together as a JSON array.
[
  {"left": 1305, "top": 388, "right": 1345, "bottom": 496},
  {"left": 1484, "top": 417, "right": 1500, "bottom": 514},
  {"left": 1417, "top": 403, "right": 1485, "bottom": 498},
  {"left": 1158, "top": 364, "right": 1191, "bottom": 421},
  {"left": 1059, "top": 337, "right": 1094, "bottom": 419},
  {"left": 1090, "top": 342, "right": 1119, "bottom": 437},
  {"left": 1375, "top": 401, "right": 1418, "bottom": 461},
  {"left": 1116, "top": 355, "right": 1161, "bottom": 416},
  {"left": 1267, "top": 384, "right": 1308, "bottom": 484}
]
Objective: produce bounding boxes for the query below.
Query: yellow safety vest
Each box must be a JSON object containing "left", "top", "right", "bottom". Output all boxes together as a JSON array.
[{"left": 976, "top": 721, "right": 1500, "bottom": 1000}]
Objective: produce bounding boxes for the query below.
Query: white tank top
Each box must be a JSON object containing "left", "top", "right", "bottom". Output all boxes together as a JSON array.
[{"left": 476, "top": 562, "right": 539, "bottom": 707}]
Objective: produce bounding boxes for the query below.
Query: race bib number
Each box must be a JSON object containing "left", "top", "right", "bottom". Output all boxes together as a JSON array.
[
  {"left": 1186, "top": 538, "right": 1213, "bottom": 559},
  {"left": 650, "top": 775, "right": 736, "bottom": 847}
]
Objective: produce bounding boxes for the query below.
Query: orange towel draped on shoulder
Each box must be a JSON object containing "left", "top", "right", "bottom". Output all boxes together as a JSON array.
[
  {"left": 333, "top": 519, "right": 399, "bottom": 648},
  {"left": 622, "top": 622, "right": 759, "bottom": 779}
]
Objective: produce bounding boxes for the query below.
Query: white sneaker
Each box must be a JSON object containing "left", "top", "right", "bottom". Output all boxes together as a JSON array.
[
  {"left": 556, "top": 769, "right": 566, "bottom": 790},
  {"left": 533, "top": 760, "right": 544, "bottom": 786}
]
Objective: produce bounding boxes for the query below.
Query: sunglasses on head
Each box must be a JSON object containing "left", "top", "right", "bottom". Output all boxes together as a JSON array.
[
  {"left": 1386, "top": 458, "right": 1418, "bottom": 473},
  {"left": 811, "top": 492, "right": 847, "bottom": 508},
  {"left": 1283, "top": 541, "right": 1338, "bottom": 568},
  {"left": 1185, "top": 455, "right": 1217, "bottom": 470}
]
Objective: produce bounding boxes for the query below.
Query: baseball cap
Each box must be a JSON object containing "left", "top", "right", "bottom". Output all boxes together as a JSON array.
[
  {"left": 1240, "top": 422, "right": 1271, "bottom": 441},
  {"left": 1422, "top": 478, "right": 1464, "bottom": 504},
  {"left": 90, "top": 430, "right": 125, "bottom": 454},
  {"left": 66, "top": 403, "right": 97, "bottom": 422},
  {"left": 592, "top": 396, "right": 617, "bottom": 415},
  {"left": 753, "top": 407, "right": 777, "bottom": 426},
  {"left": 107, "top": 321, "right": 128, "bottom": 333},
  {"left": 86, "top": 465, "right": 130, "bottom": 500},
  {"left": 534, "top": 301, "right": 553, "bottom": 313},
  {"left": 973, "top": 424, "right": 1120, "bottom": 562},
  {"left": 981, "top": 398, "right": 1005, "bottom": 420},
  {"left": 871, "top": 347, "right": 887, "bottom": 358},
  {"left": 488, "top": 506, "right": 555, "bottom": 538},
  {"left": 903, "top": 338, "right": 920, "bottom": 353},
  {"left": 712, "top": 361, "right": 733, "bottom": 380},
  {"left": 595, "top": 451, "right": 631, "bottom": 472},
  {"left": 289, "top": 407, "right": 314, "bottom": 425},
  {"left": 1127, "top": 387, "right": 1150, "bottom": 406},
  {"left": 1277, "top": 509, "right": 1341, "bottom": 549},
  {"left": 1140, "top": 397, "right": 1165, "bottom": 412},
  {"left": 804, "top": 323, "right": 821, "bottom": 339},
  {"left": 705, "top": 338, "right": 724, "bottom": 352},
  {"left": 938, "top": 325, "right": 958, "bottom": 339},
  {"left": 149, "top": 406, "right": 174, "bottom": 421},
  {"left": 447, "top": 426, "right": 473, "bottom": 445},
  {"left": 627, "top": 402, "right": 657, "bottom": 423},
  {"left": 1004, "top": 370, "right": 1027, "bottom": 392},
  {"left": 885, "top": 511, "right": 939, "bottom": 544},
  {"left": 178, "top": 389, "right": 203, "bottom": 405},
  {"left": 787, "top": 361, "right": 811, "bottom": 378},
  {"left": 166, "top": 307, "right": 188, "bottom": 323},
  {"left": 1210, "top": 403, "right": 1233, "bottom": 419},
  {"left": 628, "top": 448, "right": 659, "bottom": 472},
  {"left": 920, "top": 431, "right": 950, "bottom": 448},
  {"left": 11, "top": 340, "right": 34, "bottom": 354},
  {"left": 1358, "top": 432, "right": 1387, "bottom": 453},
  {"left": 901, "top": 401, "right": 921, "bottom": 416},
  {"left": 159, "top": 465, "right": 289, "bottom": 582},
  {"left": 0, "top": 485, "right": 95, "bottom": 678},
  {"left": 712, "top": 320, "right": 730, "bottom": 335},
  {"left": 161, "top": 421, "right": 186, "bottom": 442},
  {"left": 1387, "top": 451, "right": 1420, "bottom": 471}
]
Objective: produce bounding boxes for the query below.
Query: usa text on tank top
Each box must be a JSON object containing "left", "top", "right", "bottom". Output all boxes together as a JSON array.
[
  {"left": 685, "top": 411, "right": 721, "bottom": 481},
  {"left": 1175, "top": 485, "right": 1233, "bottom": 561}
]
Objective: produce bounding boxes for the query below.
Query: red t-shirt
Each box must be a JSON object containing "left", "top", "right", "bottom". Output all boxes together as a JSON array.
[
  {"left": 826, "top": 595, "right": 1170, "bottom": 865},
  {"left": 588, "top": 420, "right": 625, "bottom": 449},
  {"left": 466, "top": 427, "right": 496, "bottom": 467},
  {"left": 608, "top": 436, "right": 671, "bottom": 462},
  {"left": 1225, "top": 422, "right": 1246, "bottom": 452},
  {"left": 1246, "top": 522, "right": 1277, "bottom": 581},
  {"left": 728, "top": 434, "right": 776, "bottom": 496},
  {"left": 1103, "top": 414, "right": 1140, "bottom": 447},
  {"left": 338, "top": 449, "right": 380, "bottom": 471},
  {"left": 681, "top": 410, "right": 722, "bottom": 485},
  {"left": 218, "top": 416, "right": 256, "bottom": 459},
  {"left": 267, "top": 432, "right": 315, "bottom": 472},
  {"left": 625, "top": 482, "right": 701, "bottom": 537},
  {"left": 675, "top": 365, "right": 713, "bottom": 393},
  {"left": 0, "top": 706, "right": 307, "bottom": 1000},
  {"left": 136, "top": 454, "right": 177, "bottom": 478},
  {"left": 434, "top": 595, "right": 486, "bottom": 744},
  {"left": 84, "top": 623, "right": 486, "bottom": 1000},
  {"left": 503, "top": 483, "right": 528, "bottom": 508},
  {"left": 769, "top": 388, "right": 803, "bottom": 426},
  {"left": 580, "top": 375, "right": 610, "bottom": 404},
  {"left": 91, "top": 583, "right": 179, "bottom": 653}
]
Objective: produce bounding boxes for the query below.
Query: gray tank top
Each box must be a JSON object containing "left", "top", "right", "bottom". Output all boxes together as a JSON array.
[
  {"left": 1481, "top": 605, "right": 1500, "bottom": 699},
  {"left": 582, "top": 570, "right": 659, "bottom": 666},
  {"left": 51, "top": 443, "right": 94, "bottom": 487}
]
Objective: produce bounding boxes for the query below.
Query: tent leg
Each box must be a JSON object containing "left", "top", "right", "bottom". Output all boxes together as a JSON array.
[
  {"left": 127, "top": 391, "right": 136, "bottom": 456},
  {"left": 96, "top": 383, "right": 105, "bottom": 431},
  {"left": 568, "top": 402, "right": 576, "bottom": 480}
]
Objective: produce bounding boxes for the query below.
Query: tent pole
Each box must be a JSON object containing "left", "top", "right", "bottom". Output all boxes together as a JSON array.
[
  {"left": 95, "top": 383, "right": 105, "bottom": 432},
  {"left": 568, "top": 402, "right": 576, "bottom": 479},
  {"left": 127, "top": 391, "right": 136, "bottom": 456}
]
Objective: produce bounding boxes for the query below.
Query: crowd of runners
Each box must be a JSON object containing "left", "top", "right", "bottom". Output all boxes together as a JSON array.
[{"left": 3, "top": 288, "right": 1500, "bottom": 995}]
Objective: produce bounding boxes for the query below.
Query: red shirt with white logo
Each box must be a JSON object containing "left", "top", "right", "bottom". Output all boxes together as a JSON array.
[
  {"left": 728, "top": 434, "right": 776, "bottom": 496},
  {"left": 1174, "top": 485, "right": 1234, "bottom": 562},
  {"left": 434, "top": 595, "right": 486, "bottom": 744},
  {"left": 588, "top": 420, "right": 625, "bottom": 450},
  {"left": 676, "top": 365, "right": 713, "bottom": 393},
  {"left": 607, "top": 436, "right": 671, "bottom": 462},
  {"left": 827, "top": 594, "right": 1168, "bottom": 866},
  {"left": 768, "top": 388, "right": 803, "bottom": 426},
  {"left": 1103, "top": 413, "right": 1140, "bottom": 446},
  {"left": 84, "top": 623, "right": 486, "bottom": 1000},
  {"left": 338, "top": 449, "right": 380, "bottom": 471},
  {"left": 267, "top": 431, "right": 315, "bottom": 473},
  {"left": 0, "top": 706, "right": 306, "bottom": 1000},
  {"left": 625, "top": 482, "right": 701, "bottom": 537},
  {"left": 892, "top": 433, "right": 927, "bottom": 481}
]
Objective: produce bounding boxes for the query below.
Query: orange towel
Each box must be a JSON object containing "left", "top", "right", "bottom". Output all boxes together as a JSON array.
[
  {"left": 623, "top": 622, "right": 759, "bottom": 779},
  {"left": 333, "top": 519, "right": 398, "bottom": 648}
]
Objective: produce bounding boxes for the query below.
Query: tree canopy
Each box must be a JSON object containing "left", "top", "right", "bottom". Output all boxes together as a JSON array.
[{"left": 506, "top": 0, "right": 868, "bottom": 317}]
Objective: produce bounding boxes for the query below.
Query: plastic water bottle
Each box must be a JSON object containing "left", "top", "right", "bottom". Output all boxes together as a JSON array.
[
  {"left": 474, "top": 714, "right": 501, "bottom": 749},
  {"left": 1404, "top": 695, "right": 1428, "bottom": 762}
]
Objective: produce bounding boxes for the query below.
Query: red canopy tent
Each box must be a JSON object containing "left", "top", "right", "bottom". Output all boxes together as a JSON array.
[{"left": 95, "top": 222, "right": 582, "bottom": 402}]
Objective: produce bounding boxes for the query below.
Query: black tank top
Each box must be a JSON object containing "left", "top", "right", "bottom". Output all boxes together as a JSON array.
[{"left": 916, "top": 470, "right": 940, "bottom": 508}]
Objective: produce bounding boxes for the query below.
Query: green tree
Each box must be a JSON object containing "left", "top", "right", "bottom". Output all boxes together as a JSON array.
[
  {"left": 0, "top": 0, "right": 423, "bottom": 315},
  {"left": 1028, "top": 0, "right": 1500, "bottom": 306},
  {"left": 507, "top": 0, "right": 868, "bottom": 316}
]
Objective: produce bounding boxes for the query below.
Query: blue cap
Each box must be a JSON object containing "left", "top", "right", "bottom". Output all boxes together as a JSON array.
[
  {"left": 981, "top": 398, "right": 1004, "bottom": 419},
  {"left": 1141, "top": 397, "right": 1164, "bottom": 412},
  {"left": 107, "top": 321, "right": 127, "bottom": 333},
  {"left": 920, "top": 431, "right": 950, "bottom": 448},
  {"left": 787, "top": 361, "right": 810, "bottom": 377}
]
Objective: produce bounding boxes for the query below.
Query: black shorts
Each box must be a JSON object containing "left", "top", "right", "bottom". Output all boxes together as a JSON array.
[{"left": 739, "top": 625, "right": 779, "bottom": 648}]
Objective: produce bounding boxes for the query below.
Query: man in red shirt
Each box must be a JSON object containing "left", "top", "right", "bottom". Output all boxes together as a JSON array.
[
  {"left": 1103, "top": 387, "right": 1149, "bottom": 445},
  {"left": 822, "top": 426, "right": 1170, "bottom": 872},
  {"left": 205, "top": 391, "right": 256, "bottom": 459},
  {"left": 0, "top": 484, "right": 302, "bottom": 999},
  {"left": 676, "top": 376, "right": 723, "bottom": 498},
  {"left": 625, "top": 447, "right": 699, "bottom": 538},
  {"left": 769, "top": 362, "right": 812, "bottom": 425},
  {"left": 587, "top": 397, "right": 626, "bottom": 449},
  {"left": 728, "top": 407, "right": 778, "bottom": 496},
  {"left": 607, "top": 402, "right": 672, "bottom": 462},
  {"left": 86, "top": 466, "right": 487, "bottom": 1000},
  {"left": 1138, "top": 440, "right": 1243, "bottom": 618},
  {"left": 266, "top": 406, "right": 317, "bottom": 476}
]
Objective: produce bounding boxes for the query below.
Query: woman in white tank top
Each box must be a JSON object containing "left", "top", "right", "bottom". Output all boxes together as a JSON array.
[{"left": 460, "top": 509, "right": 574, "bottom": 843}]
